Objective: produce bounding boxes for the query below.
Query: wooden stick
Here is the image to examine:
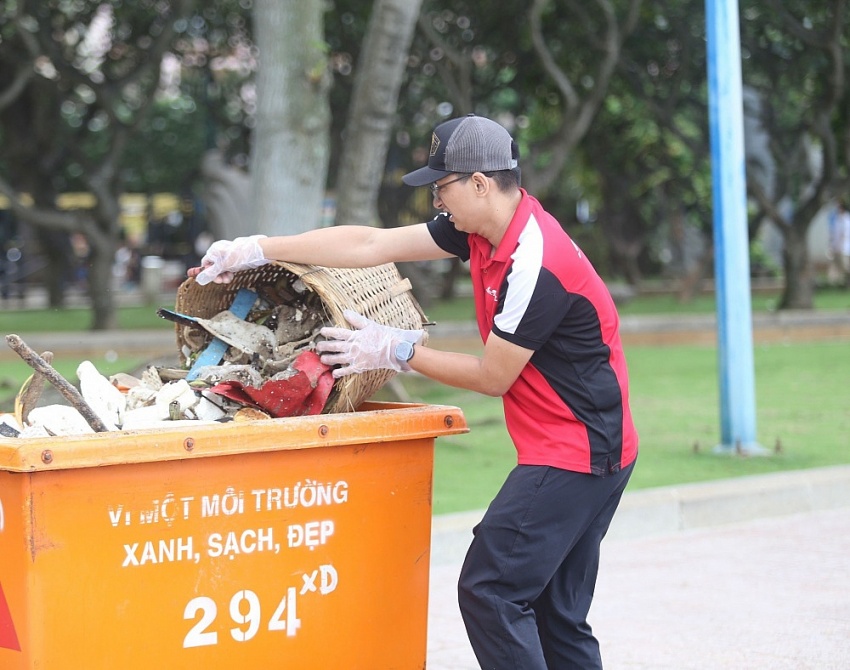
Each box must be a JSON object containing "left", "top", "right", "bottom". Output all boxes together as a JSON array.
[
  {"left": 18, "top": 350, "right": 53, "bottom": 424},
  {"left": 5, "top": 334, "right": 110, "bottom": 433}
]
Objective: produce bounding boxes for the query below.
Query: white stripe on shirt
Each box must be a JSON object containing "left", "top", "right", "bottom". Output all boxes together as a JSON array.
[{"left": 494, "top": 213, "right": 544, "bottom": 336}]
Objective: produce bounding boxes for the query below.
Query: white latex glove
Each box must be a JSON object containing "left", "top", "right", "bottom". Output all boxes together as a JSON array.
[
  {"left": 317, "top": 309, "right": 424, "bottom": 378},
  {"left": 195, "top": 234, "right": 269, "bottom": 285}
]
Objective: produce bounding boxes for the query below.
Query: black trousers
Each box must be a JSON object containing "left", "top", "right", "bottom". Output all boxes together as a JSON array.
[{"left": 457, "top": 461, "right": 635, "bottom": 670}]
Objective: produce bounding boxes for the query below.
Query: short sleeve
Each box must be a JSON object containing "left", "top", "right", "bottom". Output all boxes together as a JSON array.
[{"left": 427, "top": 213, "right": 470, "bottom": 261}]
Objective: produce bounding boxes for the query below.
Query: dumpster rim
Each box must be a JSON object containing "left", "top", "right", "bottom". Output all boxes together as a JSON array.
[{"left": 0, "top": 402, "right": 469, "bottom": 473}]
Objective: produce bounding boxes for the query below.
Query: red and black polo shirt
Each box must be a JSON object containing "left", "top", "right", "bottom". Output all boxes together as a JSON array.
[{"left": 427, "top": 189, "right": 638, "bottom": 476}]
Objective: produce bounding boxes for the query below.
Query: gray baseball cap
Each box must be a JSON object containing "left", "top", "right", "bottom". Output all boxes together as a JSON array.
[{"left": 402, "top": 114, "right": 519, "bottom": 187}]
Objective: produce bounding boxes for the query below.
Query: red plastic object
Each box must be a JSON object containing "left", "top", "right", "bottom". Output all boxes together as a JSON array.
[{"left": 210, "top": 351, "right": 334, "bottom": 417}]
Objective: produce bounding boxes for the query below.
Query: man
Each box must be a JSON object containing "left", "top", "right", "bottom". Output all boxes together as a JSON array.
[{"left": 189, "top": 114, "right": 638, "bottom": 669}]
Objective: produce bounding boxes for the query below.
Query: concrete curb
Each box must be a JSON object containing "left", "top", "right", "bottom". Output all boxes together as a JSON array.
[
  {"left": 606, "top": 464, "right": 850, "bottom": 539},
  {"left": 0, "top": 329, "right": 179, "bottom": 362},
  {"left": 619, "top": 309, "right": 850, "bottom": 332},
  {"left": 430, "top": 464, "right": 850, "bottom": 565}
]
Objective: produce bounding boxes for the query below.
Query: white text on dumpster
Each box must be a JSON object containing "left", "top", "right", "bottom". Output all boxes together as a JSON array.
[{"left": 106, "top": 479, "right": 349, "bottom": 642}]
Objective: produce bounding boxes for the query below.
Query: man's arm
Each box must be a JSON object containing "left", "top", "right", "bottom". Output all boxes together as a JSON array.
[
  {"left": 187, "top": 222, "right": 453, "bottom": 284},
  {"left": 407, "top": 331, "right": 533, "bottom": 398},
  {"left": 316, "top": 311, "right": 532, "bottom": 398},
  {"left": 259, "top": 223, "right": 451, "bottom": 267}
]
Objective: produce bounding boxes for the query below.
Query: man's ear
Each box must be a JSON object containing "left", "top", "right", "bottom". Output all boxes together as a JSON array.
[{"left": 471, "top": 172, "right": 490, "bottom": 195}]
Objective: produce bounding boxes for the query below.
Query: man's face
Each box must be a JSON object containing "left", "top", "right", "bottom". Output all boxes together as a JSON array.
[{"left": 431, "top": 173, "right": 473, "bottom": 230}]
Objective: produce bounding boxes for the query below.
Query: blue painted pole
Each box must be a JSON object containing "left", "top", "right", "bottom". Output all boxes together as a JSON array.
[{"left": 705, "top": 0, "right": 765, "bottom": 454}]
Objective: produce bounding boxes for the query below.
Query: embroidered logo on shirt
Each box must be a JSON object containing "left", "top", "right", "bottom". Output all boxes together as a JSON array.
[{"left": 486, "top": 286, "right": 499, "bottom": 301}]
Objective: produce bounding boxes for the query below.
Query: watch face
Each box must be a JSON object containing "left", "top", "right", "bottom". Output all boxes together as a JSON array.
[{"left": 395, "top": 341, "right": 414, "bottom": 362}]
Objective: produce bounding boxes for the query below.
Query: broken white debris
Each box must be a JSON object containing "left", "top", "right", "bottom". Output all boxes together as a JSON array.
[
  {"left": 77, "top": 360, "right": 126, "bottom": 430},
  {"left": 28, "top": 405, "right": 95, "bottom": 436}
]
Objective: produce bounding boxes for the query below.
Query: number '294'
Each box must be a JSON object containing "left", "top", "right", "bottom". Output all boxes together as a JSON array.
[{"left": 183, "top": 587, "right": 301, "bottom": 648}]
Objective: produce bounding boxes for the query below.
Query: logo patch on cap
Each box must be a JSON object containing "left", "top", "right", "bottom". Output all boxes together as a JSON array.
[{"left": 429, "top": 132, "right": 440, "bottom": 157}]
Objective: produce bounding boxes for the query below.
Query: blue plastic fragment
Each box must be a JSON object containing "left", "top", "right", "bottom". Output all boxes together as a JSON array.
[{"left": 185, "top": 288, "right": 257, "bottom": 381}]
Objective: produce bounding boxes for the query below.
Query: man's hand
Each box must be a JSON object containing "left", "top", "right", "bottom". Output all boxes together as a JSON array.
[
  {"left": 189, "top": 235, "right": 269, "bottom": 285},
  {"left": 317, "top": 310, "right": 424, "bottom": 378}
]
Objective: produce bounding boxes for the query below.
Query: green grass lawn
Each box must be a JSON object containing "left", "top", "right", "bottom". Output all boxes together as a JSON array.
[
  {"left": 1, "top": 304, "right": 175, "bottom": 333},
  {"left": 624, "top": 340, "right": 850, "bottom": 486}
]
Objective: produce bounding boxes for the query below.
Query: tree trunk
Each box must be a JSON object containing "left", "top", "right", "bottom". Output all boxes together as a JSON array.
[
  {"left": 439, "top": 258, "right": 463, "bottom": 300},
  {"left": 678, "top": 246, "right": 714, "bottom": 303},
  {"left": 251, "top": 0, "right": 331, "bottom": 235},
  {"left": 200, "top": 149, "right": 254, "bottom": 240},
  {"left": 87, "top": 243, "right": 118, "bottom": 329},
  {"left": 35, "top": 228, "right": 69, "bottom": 309},
  {"left": 595, "top": 172, "right": 647, "bottom": 285},
  {"left": 87, "top": 200, "right": 121, "bottom": 330},
  {"left": 335, "top": 0, "right": 423, "bottom": 228},
  {"left": 779, "top": 222, "right": 814, "bottom": 309}
]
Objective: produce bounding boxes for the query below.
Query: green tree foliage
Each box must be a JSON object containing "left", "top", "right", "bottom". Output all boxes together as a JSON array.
[
  {"left": 121, "top": 1, "right": 257, "bottom": 192},
  {"left": 375, "top": 1, "right": 640, "bottom": 226},
  {"left": 0, "top": 0, "right": 252, "bottom": 328},
  {"left": 578, "top": 1, "right": 715, "bottom": 286},
  {"left": 739, "top": 0, "right": 850, "bottom": 308},
  {"left": 0, "top": 1, "right": 197, "bottom": 328},
  {"left": 2, "top": 0, "right": 848, "bottom": 321}
]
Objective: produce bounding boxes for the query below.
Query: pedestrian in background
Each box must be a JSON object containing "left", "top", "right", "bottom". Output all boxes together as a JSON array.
[
  {"left": 189, "top": 114, "right": 638, "bottom": 670},
  {"left": 834, "top": 200, "right": 850, "bottom": 287}
]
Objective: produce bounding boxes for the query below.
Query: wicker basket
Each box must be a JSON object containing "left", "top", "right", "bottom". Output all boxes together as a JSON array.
[{"left": 173, "top": 262, "right": 429, "bottom": 414}]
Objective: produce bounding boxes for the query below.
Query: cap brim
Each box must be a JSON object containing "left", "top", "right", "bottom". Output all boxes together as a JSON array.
[{"left": 402, "top": 165, "right": 450, "bottom": 187}]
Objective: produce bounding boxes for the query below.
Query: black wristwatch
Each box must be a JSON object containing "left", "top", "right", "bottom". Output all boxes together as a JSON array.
[{"left": 395, "top": 340, "right": 416, "bottom": 364}]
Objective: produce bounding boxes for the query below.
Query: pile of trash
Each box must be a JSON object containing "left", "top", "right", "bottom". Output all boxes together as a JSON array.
[{"left": 1, "top": 275, "right": 339, "bottom": 439}]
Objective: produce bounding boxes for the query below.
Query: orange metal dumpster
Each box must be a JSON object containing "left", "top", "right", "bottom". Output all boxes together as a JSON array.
[{"left": 0, "top": 401, "right": 467, "bottom": 669}]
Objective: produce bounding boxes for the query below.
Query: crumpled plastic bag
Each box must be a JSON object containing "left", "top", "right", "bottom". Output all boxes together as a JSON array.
[{"left": 209, "top": 351, "right": 334, "bottom": 418}]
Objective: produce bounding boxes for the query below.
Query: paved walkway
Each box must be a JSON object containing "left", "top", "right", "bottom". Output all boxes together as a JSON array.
[{"left": 427, "top": 466, "right": 850, "bottom": 669}]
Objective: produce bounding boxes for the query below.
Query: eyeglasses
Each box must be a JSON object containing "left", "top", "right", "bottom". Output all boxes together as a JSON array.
[{"left": 429, "top": 174, "right": 470, "bottom": 197}]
